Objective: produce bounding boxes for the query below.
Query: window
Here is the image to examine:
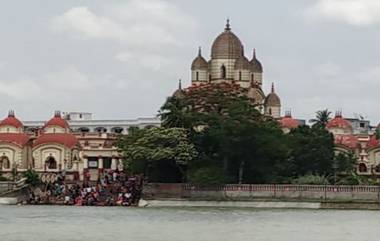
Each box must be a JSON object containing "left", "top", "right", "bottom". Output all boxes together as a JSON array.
[
  {"left": 112, "top": 127, "right": 124, "bottom": 134},
  {"left": 359, "top": 122, "right": 365, "bottom": 128},
  {"left": 239, "top": 71, "right": 242, "bottom": 81},
  {"left": 46, "top": 156, "right": 57, "bottom": 169},
  {"left": 79, "top": 114, "right": 83, "bottom": 119},
  {"left": 269, "top": 108, "right": 272, "bottom": 115},
  {"left": 95, "top": 127, "right": 107, "bottom": 133},
  {"left": 221, "top": 65, "right": 226, "bottom": 79},
  {"left": 251, "top": 73, "right": 254, "bottom": 82},
  {"left": 196, "top": 71, "right": 199, "bottom": 81},
  {"left": 358, "top": 163, "right": 367, "bottom": 173},
  {"left": 88, "top": 157, "right": 98, "bottom": 169},
  {"left": 79, "top": 127, "right": 90, "bottom": 133}
]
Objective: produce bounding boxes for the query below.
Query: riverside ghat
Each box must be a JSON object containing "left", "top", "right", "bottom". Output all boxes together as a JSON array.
[{"left": 2, "top": 21, "right": 380, "bottom": 211}]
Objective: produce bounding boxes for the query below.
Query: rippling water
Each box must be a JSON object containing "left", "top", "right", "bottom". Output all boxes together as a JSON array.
[{"left": 0, "top": 205, "right": 379, "bottom": 241}]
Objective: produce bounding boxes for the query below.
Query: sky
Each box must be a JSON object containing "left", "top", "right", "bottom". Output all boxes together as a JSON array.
[{"left": 1, "top": 0, "right": 380, "bottom": 123}]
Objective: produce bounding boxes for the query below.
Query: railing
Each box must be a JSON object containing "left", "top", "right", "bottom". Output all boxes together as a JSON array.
[
  {"left": 0, "top": 178, "right": 28, "bottom": 195},
  {"left": 182, "top": 184, "right": 380, "bottom": 193}
]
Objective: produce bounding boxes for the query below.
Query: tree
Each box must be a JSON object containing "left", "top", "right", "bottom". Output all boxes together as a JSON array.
[
  {"left": 117, "top": 127, "right": 197, "bottom": 183},
  {"left": 333, "top": 151, "right": 357, "bottom": 174},
  {"left": 24, "top": 169, "right": 40, "bottom": 186},
  {"left": 310, "top": 109, "right": 332, "bottom": 128},
  {"left": 286, "top": 125, "right": 335, "bottom": 177},
  {"left": 330, "top": 151, "right": 357, "bottom": 184},
  {"left": 160, "top": 82, "right": 288, "bottom": 184},
  {"left": 159, "top": 96, "right": 190, "bottom": 128}
]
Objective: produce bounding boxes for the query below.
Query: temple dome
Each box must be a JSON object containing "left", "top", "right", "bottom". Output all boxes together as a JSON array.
[
  {"left": 326, "top": 112, "right": 352, "bottom": 130},
  {"left": 250, "top": 49, "right": 263, "bottom": 73},
  {"left": 191, "top": 48, "right": 208, "bottom": 70},
  {"left": 0, "top": 111, "right": 23, "bottom": 129},
  {"left": 172, "top": 79, "right": 185, "bottom": 98},
  {"left": 264, "top": 83, "right": 281, "bottom": 107},
  {"left": 44, "top": 111, "right": 69, "bottom": 129},
  {"left": 280, "top": 112, "right": 299, "bottom": 129},
  {"left": 234, "top": 55, "right": 250, "bottom": 70},
  {"left": 247, "top": 87, "right": 265, "bottom": 103},
  {"left": 211, "top": 20, "right": 243, "bottom": 59}
]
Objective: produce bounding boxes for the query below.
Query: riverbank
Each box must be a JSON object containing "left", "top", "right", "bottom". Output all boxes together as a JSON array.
[{"left": 143, "top": 199, "right": 380, "bottom": 210}]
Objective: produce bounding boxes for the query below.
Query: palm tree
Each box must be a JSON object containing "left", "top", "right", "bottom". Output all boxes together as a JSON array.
[
  {"left": 310, "top": 109, "right": 332, "bottom": 127},
  {"left": 159, "top": 96, "right": 188, "bottom": 128}
]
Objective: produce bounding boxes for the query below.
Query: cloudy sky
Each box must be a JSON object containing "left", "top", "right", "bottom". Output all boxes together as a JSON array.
[{"left": 1, "top": 0, "right": 380, "bottom": 123}]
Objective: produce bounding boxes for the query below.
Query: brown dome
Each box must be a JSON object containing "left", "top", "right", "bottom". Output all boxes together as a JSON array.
[
  {"left": 247, "top": 87, "right": 265, "bottom": 103},
  {"left": 234, "top": 55, "right": 250, "bottom": 70},
  {"left": 250, "top": 49, "right": 263, "bottom": 73},
  {"left": 264, "top": 83, "right": 281, "bottom": 107},
  {"left": 211, "top": 20, "right": 243, "bottom": 59},
  {"left": 191, "top": 48, "right": 208, "bottom": 70},
  {"left": 173, "top": 79, "right": 185, "bottom": 98}
]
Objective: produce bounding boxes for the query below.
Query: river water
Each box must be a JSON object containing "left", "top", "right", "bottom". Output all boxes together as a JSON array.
[{"left": 0, "top": 205, "right": 379, "bottom": 241}]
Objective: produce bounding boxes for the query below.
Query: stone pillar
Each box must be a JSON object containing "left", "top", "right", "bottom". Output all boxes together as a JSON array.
[
  {"left": 83, "top": 156, "right": 88, "bottom": 169},
  {"left": 81, "top": 156, "right": 88, "bottom": 181},
  {"left": 111, "top": 156, "right": 117, "bottom": 170},
  {"left": 98, "top": 155, "right": 104, "bottom": 174},
  {"left": 117, "top": 157, "right": 123, "bottom": 171}
]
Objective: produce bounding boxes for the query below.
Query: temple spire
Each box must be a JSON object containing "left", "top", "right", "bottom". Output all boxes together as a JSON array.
[
  {"left": 8, "top": 110, "right": 14, "bottom": 117},
  {"left": 271, "top": 82, "right": 275, "bottom": 93},
  {"left": 253, "top": 48, "right": 257, "bottom": 59},
  {"left": 54, "top": 110, "right": 61, "bottom": 118},
  {"left": 225, "top": 18, "right": 231, "bottom": 31},
  {"left": 178, "top": 79, "right": 182, "bottom": 90},
  {"left": 335, "top": 110, "right": 342, "bottom": 118},
  {"left": 198, "top": 46, "right": 202, "bottom": 57}
]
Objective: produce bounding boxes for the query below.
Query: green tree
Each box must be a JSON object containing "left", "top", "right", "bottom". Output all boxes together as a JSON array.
[
  {"left": 117, "top": 127, "right": 197, "bottom": 183},
  {"left": 160, "top": 82, "right": 288, "bottom": 184},
  {"left": 24, "top": 169, "right": 40, "bottom": 186},
  {"left": 310, "top": 109, "right": 332, "bottom": 128},
  {"left": 286, "top": 125, "right": 335, "bottom": 177},
  {"left": 159, "top": 96, "right": 190, "bottom": 128},
  {"left": 333, "top": 152, "right": 357, "bottom": 173}
]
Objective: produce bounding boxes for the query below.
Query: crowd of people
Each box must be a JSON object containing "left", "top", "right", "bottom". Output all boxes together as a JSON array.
[{"left": 27, "top": 170, "right": 144, "bottom": 206}]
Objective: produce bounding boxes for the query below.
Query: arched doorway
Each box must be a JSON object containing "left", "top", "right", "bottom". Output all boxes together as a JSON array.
[
  {"left": 46, "top": 156, "right": 57, "bottom": 170},
  {"left": 358, "top": 163, "right": 367, "bottom": 173},
  {"left": 0, "top": 155, "right": 10, "bottom": 170}
]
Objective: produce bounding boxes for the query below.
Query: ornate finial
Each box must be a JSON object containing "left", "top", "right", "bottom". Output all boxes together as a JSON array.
[
  {"left": 54, "top": 110, "right": 61, "bottom": 117},
  {"left": 8, "top": 110, "right": 14, "bottom": 117},
  {"left": 198, "top": 46, "right": 202, "bottom": 57},
  {"left": 225, "top": 18, "right": 231, "bottom": 31},
  {"left": 253, "top": 48, "right": 257, "bottom": 59},
  {"left": 178, "top": 79, "right": 182, "bottom": 90},
  {"left": 335, "top": 110, "right": 342, "bottom": 118},
  {"left": 271, "top": 82, "right": 275, "bottom": 93}
]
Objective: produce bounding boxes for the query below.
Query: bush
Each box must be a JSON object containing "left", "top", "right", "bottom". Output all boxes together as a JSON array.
[
  {"left": 188, "top": 166, "right": 228, "bottom": 185},
  {"left": 24, "top": 169, "right": 40, "bottom": 186},
  {"left": 291, "top": 174, "right": 330, "bottom": 185}
]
